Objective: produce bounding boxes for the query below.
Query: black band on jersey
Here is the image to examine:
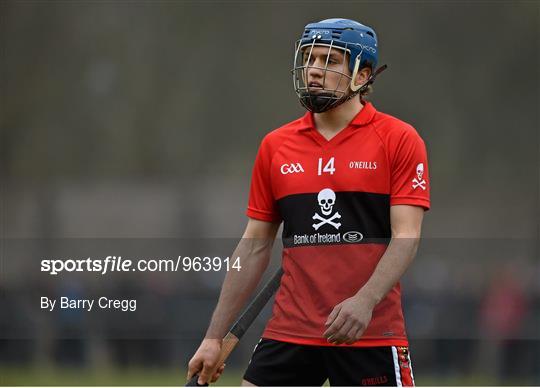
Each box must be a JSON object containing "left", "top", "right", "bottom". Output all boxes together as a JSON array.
[{"left": 277, "top": 191, "right": 391, "bottom": 248}]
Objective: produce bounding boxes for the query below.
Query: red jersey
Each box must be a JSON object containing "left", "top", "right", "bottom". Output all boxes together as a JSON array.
[{"left": 246, "top": 102, "right": 430, "bottom": 347}]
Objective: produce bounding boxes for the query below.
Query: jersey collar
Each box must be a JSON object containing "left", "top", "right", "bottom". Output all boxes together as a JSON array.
[
  {"left": 297, "top": 101, "right": 377, "bottom": 130},
  {"left": 350, "top": 101, "right": 377, "bottom": 126}
]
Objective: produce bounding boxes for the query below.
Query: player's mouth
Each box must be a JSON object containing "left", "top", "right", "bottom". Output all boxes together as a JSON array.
[{"left": 308, "top": 81, "right": 323, "bottom": 90}]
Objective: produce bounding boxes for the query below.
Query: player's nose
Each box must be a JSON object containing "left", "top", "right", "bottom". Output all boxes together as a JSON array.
[{"left": 307, "top": 61, "right": 325, "bottom": 80}]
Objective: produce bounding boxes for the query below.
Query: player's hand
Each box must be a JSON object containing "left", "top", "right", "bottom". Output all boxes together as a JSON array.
[
  {"left": 323, "top": 292, "right": 376, "bottom": 345},
  {"left": 187, "top": 338, "right": 225, "bottom": 385}
]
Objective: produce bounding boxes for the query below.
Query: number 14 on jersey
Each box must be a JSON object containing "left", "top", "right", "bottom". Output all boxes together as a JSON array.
[{"left": 318, "top": 157, "right": 335, "bottom": 175}]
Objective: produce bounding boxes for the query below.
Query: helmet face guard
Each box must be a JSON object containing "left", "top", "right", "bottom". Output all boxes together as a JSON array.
[{"left": 292, "top": 40, "right": 361, "bottom": 113}]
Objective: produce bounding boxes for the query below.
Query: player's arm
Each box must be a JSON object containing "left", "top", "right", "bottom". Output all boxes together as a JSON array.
[
  {"left": 324, "top": 205, "right": 424, "bottom": 344},
  {"left": 187, "top": 218, "right": 280, "bottom": 384},
  {"left": 204, "top": 218, "right": 280, "bottom": 339}
]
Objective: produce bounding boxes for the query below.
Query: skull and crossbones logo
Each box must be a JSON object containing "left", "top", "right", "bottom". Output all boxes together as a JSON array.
[
  {"left": 412, "top": 163, "right": 426, "bottom": 190},
  {"left": 312, "top": 188, "right": 341, "bottom": 230}
]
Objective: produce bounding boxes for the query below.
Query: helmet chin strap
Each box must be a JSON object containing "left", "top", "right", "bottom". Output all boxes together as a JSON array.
[{"left": 299, "top": 91, "right": 341, "bottom": 113}]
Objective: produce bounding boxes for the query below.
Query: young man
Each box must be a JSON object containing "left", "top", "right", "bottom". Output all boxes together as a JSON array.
[{"left": 187, "top": 18, "right": 430, "bottom": 386}]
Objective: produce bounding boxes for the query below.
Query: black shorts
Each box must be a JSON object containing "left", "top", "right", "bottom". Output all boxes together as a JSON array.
[{"left": 243, "top": 338, "right": 414, "bottom": 386}]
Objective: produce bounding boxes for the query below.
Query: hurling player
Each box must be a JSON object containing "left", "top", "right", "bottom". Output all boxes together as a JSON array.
[{"left": 188, "top": 18, "right": 430, "bottom": 386}]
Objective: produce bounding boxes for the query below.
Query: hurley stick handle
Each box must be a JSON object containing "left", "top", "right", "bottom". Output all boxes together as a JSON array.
[{"left": 186, "top": 268, "right": 283, "bottom": 386}]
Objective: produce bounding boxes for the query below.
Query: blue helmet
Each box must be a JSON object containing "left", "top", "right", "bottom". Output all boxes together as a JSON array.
[
  {"left": 292, "top": 18, "right": 385, "bottom": 113},
  {"left": 299, "top": 18, "right": 378, "bottom": 72}
]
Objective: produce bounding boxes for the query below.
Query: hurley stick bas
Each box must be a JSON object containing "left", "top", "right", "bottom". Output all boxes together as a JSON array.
[{"left": 186, "top": 267, "right": 284, "bottom": 386}]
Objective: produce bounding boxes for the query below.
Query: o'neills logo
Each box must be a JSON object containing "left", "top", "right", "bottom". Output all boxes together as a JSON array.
[
  {"left": 362, "top": 376, "right": 388, "bottom": 386},
  {"left": 349, "top": 161, "right": 377, "bottom": 170}
]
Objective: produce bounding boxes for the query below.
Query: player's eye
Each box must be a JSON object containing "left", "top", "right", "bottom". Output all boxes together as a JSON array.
[
  {"left": 328, "top": 57, "right": 342, "bottom": 65},
  {"left": 303, "top": 55, "right": 315, "bottom": 65}
]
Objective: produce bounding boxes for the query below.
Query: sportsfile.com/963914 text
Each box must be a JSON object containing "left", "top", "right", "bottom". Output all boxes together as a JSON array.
[{"left": 40, "top": 256, "right": 242, "bottom": 275}]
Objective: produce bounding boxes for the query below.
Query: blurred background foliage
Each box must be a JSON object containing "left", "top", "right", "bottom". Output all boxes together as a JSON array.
[{"left": 1, "top": 0, "right": 539, "bottom": 385}]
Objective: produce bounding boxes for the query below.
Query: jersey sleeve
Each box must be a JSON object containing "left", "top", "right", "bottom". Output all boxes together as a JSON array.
[
  {"left": 389, "top": 127, "right": 431, "bottom": 210},
  {"left": 246, "top": 136, "right": 282, "bottom": 222}
]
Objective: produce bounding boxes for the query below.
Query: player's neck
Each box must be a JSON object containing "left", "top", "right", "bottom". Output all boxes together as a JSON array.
[{"left": 313, "top": 99, "right": 364, "bottom": 140}]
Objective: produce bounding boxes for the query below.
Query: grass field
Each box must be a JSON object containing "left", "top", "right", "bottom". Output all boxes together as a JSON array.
[
  {"left": 0, "top": 366, "right": 515, "bottom": 386},
  {"left": 0, "top": 367, "right": 242, "bottom": 386}
]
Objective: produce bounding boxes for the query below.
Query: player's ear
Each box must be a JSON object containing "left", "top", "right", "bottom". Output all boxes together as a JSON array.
[{"left": 355, "top": 67, "right": 371, "bottom": 87}]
